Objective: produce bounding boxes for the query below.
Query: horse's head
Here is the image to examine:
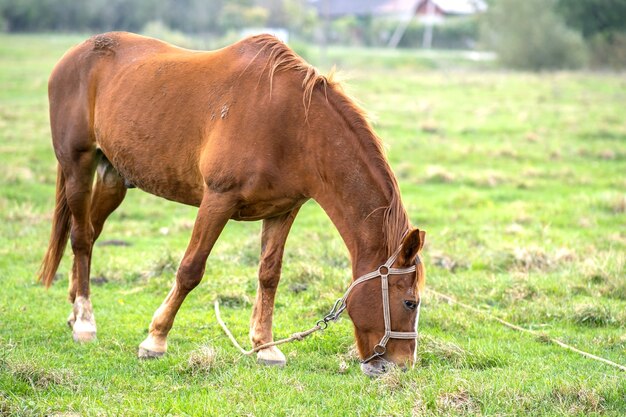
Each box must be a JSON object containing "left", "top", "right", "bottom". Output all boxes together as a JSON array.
[{"left": 346, "top": 229, "right": 425, "bottom": 376}]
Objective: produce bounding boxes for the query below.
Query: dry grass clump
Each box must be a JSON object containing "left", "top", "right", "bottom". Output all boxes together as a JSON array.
[
  {"left": 511, "top": 247, "right": 552, "bottom": 272},
  {"left": 421, "top": 336, "right": 467, "bottom": 365},
  {"left": 141, "top": 251, "right": 178, "bottom": 280},
  {"left": 468, "top": 170, "right": 506, "bottom": 188},
  {"left": 577, "top": 216, "right": 596, "bottom": 228},
  {"left": 597, "top": 149, "right": 616, "bottom": 160},
  {"left": 292, "top": 262, "right": 324, "bottom": 283},
  {"left": 600, "top": 280, "right": 626, "bottom": 301},
  {"left": 423, "top": 165, "right": 455, "bottom": 183},
  {"left": 214, "top": 232, "right": 259, "bottom": 266},
  {"left": 412, "top": 396, "right": 427, "bottom": 416},
  {"left": 552, "top": 386, "right": 605, "bottom": 414},
  {"left": 5, "top": 202, "right": 49, "bottom": 225},
  {"left": 420, "top": 120, "right": 440, "bottom": 134},
  {"left": 234, "top": 234, "right": 260, "bottom": 266},
  {"left": 419, "top": 336, "right": 503, "bottom": 370},
  {"left": 184, "top": 345, "right": 220, "bottom": 376},
  {"left": 0, "top": 394, "right": 12, "bottom": 416},
  {"left": 595, "top": 193, "right": 626, "bottom": 214},
  {"left": 494, "top": 148, "right": 518, "bottom": 159},
  {"left": 436, "top": 388, "right": 480, "bottom": 414},
  {"left": 218, "top": 293, "right": 251, "bottom": 309},
  {"left": 376, "top": 366, "right": 406, "bottom": 392},
  {"left": 346, "top": 344, "right": 360, "bottom": 361},
  {"left": 431, "top": 252, "right": 467, "bottom": 273},
  {"left": 504, "top": 223, "right": 525, "bottom": 235},
  {"left": 337, "top": 358, "right": 349, "bottom": 374},
  {"left": 394, "top": 161, "right": 415, "bottom": 181},
  {"left": 2, "top": 359, "right": 74, "bottom": 389},
  {"left": 608, "top": 194, "right": 625, "bottom": 213},
  {"left": 507, "top": 246, "right": 576, "bottom": 272},
  {"left": 505, "top": 281, "right": 539, "bottom": 303},
  {"left": 334, "top": 346, "right": 359, "bottom": 375},
  {"left": 571, "top": 304, "right": 615, "bottom": 327},
  {"left": 3, "top": 166, "right": 34, "bottom": 184},
  {"left": 581, "top": 252, "right": 626, "bottom": 300},
  {"left": 525, "top": 132, "right": 541, "bottom": 142}
]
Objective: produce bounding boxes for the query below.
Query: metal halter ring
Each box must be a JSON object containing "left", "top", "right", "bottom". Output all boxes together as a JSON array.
[
  {"left": 360, "top": 343, "right": 388, "bottom": 364},
  {"left": 377, "top": 265, "right": 389, "bottom": 276},
  {"left": 373, "top": 344, "right": 386, "bottom": 355},
  {"left": 315, "top": 319, "right": 329, "bottom": 330}
]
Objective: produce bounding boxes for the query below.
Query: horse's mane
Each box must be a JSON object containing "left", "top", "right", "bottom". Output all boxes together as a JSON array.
[
  {"left": 248, "top": 35, "right": 410, "bottom": 257},
  {"left": 247, "top": 35, "right": 332, "bottom": 115}
]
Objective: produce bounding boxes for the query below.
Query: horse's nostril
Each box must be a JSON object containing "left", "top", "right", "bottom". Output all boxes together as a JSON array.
[{"left": 361, "top": 360, "right": 392, "bottom": 377}]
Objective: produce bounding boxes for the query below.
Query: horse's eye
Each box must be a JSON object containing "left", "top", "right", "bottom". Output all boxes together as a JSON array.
[{"left": 403, "top": 300, "right": 418, "bottom": 311}]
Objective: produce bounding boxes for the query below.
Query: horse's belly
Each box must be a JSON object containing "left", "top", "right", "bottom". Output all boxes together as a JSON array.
[
  {"left": 97, "top": 139, "right": 205, "bottom": 206},
  {"left": 231, "top": 197, "right": 307, "bottom": 221}
]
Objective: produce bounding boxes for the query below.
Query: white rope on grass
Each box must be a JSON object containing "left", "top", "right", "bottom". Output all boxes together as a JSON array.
[
  {"left": 427, "top": 288, "right": 626, "bottom": 373},
  {"left": 214, "top": 300, "right": 323, "bottom": 356}
]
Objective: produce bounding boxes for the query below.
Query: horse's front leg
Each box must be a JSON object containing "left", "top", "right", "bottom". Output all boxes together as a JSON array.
[
  {"left": 250, "top": 209, "right": 299, "bottom": 366},
  {"left": 138, "top": 191, "right": 235, "bottom": 358}
]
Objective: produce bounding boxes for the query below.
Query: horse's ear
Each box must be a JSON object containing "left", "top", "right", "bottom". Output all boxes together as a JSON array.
[{"left": 398, "top": 229, "right": 425, "bottom": 266}]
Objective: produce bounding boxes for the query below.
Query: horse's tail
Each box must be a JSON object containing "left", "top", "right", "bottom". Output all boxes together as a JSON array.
[{"left": 38, "top": 164, "right": 71, "bottom": 287}]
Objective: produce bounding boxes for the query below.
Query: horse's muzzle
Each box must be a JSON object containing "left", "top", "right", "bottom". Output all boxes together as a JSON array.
[{"left": 360, "top": 358, "right": 405, "bottom": 377}]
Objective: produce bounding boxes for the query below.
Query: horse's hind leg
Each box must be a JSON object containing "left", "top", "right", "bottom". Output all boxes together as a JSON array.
[
  {"left": 250, "top": 209, "right": 299, "bottom": 366},
  {"left": 138, "top": 191, "right": 236, "bottom": 358},
  {"left": 67, "top": 156, "right": 126, "bottom": 329},
  {"left": 61, "top": 148, "right": 99, "bottom": 342}
]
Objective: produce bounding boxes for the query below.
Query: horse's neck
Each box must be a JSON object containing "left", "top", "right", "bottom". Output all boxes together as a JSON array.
[{"left": 309, "top": 99, "right": 408, "bottom": 277}]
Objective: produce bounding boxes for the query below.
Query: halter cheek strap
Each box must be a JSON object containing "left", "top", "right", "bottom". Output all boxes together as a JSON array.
[{"left": 318, "top": 245, "right": 421, "bottom": 364}]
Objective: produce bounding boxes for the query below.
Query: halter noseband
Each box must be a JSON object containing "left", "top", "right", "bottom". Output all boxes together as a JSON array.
[{"left": 317, "top": 245, "right": 422, "bottom": 364}]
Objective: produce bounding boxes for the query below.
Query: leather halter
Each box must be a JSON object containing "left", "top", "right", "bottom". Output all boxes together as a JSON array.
[{"left": 317, "top": 244, "right": 422, "bottom": 364}]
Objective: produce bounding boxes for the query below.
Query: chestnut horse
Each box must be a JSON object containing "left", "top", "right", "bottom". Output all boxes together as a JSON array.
[{"left": 39, "top": 32, "right": 425, "bottom": 375}]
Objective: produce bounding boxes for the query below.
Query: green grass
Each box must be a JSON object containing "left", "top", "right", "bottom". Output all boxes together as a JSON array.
[{"left": 1, "top": 33, "right": 625, "bottom": 416}]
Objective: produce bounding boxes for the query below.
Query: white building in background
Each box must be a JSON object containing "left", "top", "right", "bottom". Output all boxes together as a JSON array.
[
  {"left": 311, "top": 0, "right": 487, "bottom": 48},
  {"left": 311, "top": 0, "right": 486, "bottom": 20}
]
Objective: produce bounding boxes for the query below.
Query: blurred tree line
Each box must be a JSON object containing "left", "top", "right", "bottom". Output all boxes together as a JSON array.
[
  {"left": 0, "top": 0, "right": 317, "bottom": 38},
  {"left": 1, "top": 0, "right": 624, "bottom": 69},
  {"left": 482, "top": 0, "right": 626, "bottom": 69}
]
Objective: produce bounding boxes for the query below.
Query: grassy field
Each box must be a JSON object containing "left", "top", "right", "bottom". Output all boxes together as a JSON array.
[{"left": 1, "top": 34, "right": 625, "bottom": 416}]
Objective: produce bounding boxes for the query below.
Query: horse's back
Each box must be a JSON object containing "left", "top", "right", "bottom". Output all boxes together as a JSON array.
[{"left": 49, "top": 32, "right": 312, "bottom": 210}]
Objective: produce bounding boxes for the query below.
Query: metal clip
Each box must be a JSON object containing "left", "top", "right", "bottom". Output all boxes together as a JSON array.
[{"left": 323, "top": 298, "right": 346, "bottom": 322}]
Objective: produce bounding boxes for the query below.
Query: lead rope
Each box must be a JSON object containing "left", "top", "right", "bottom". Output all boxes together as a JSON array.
[
  {"left": 427, "top": 288, "right": 626, "bottom": 372},
  {"left": 214, "top": 300, "right": 324, "bottom": 355},
  {"left": 214, "top": 293, "right": 349, "bottom": 355}
]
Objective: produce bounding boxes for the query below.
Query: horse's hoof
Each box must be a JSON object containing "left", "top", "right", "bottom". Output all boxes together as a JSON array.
[
  {"left": 138, "top": 336, "right": 167, "bottom": 359},
  {"left": 72, "top": 318, "right": 96, "bottom": 342},
  {"left": 256, "top": 346, "right": 286, "bottom": 367},
  {"left": 73, "top": 330, "right": 96, "bottom": 343},
  {"left": 138, "top": 346, "right": 165, "bottom": 359}
]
